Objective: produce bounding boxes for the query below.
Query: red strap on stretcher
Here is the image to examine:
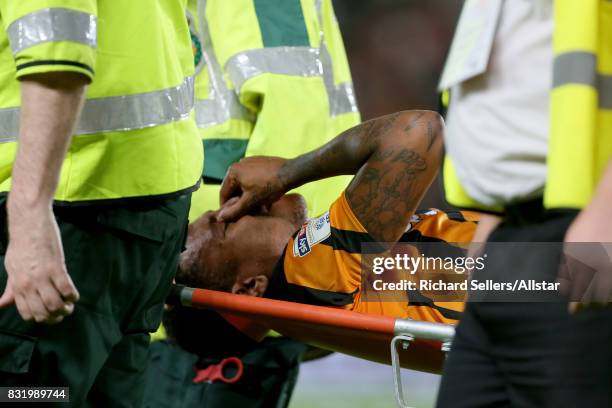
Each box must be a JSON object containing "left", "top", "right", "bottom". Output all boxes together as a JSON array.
[{"left": 193, "top": 357, "right": 244, "bottom": 384}]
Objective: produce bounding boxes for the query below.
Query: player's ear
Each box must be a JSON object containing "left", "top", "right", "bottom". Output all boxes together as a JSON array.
[{"left": 231, "top": 275, "right": 269, "bottom": 297}]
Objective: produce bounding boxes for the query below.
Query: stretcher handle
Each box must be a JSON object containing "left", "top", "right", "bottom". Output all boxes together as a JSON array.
[
  {"left": 391, "top": 335, "right": 416, "bottom": 408},
  {"left": 390, "top": 328, "right": 454, "bottom": 408},
  {"left": 393, "top": 319, "right": 455, "bottom": 342}
]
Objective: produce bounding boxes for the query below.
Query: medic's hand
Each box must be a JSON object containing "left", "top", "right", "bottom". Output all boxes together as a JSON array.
[
  {"left": 218, "top": 156, "right": 288, "bottom": 222},
  {"left": 561, "top": 208, "right": 612, "bottom": 313},
  {"left": 0, "top": 207, "right": 80, "bottom": 324}
]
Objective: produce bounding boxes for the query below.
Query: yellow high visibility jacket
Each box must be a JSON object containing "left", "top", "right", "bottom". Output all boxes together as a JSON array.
[
  {"left": 444, "top": 0, "right": 612, "bottom": 212},
  {"left": 0, "top": 1, "right": 203, "bottom": 203},
  {"left": 186, "top": 0, "right": 360, "bottom": 219}
]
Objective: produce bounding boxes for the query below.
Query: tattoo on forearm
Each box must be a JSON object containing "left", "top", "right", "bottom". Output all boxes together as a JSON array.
[
  {"left": 347, "top": 147, "right": 428, "bottom": 241},
  {"left": 426, "top": 121, "right": 436, "bottom": 152},
  {"left": 370, "top": 112, "right": 402, "bottom": 139},
  {"left": 278, "top": 112, "right": 401, "bottom": 189},
  {"left": 279, "top": 111, "right": 441, "bottom": 243},
  {"left": 403, "top": 111, "right": 425, "bottom": 133},
  {"left": 404, "top": 111, "right": 438, "bottom": 152},
  {"left": 347, "top": 114, "right": 440, "bottom": 242},
  {"left": 391, "top": 149, "right": 425, "bottom": 167}
]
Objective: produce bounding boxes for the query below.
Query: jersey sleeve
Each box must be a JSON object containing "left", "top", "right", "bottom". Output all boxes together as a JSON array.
[
  {"left": 0, "top": 0, "right": 97, "bottom": 80},
  {"left": 405, "top": 208, "right": 479, "bottom": 243},
  {"left": 265, "top": 193, "right": 366, "bottom": 308}
]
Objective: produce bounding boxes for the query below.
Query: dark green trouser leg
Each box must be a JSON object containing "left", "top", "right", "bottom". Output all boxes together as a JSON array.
[
  {"left": 0, "top": 194, "right": 191, "bottom": 407},
  {"left": 143, "top": 337, "right": 309, "bottom": 408}
]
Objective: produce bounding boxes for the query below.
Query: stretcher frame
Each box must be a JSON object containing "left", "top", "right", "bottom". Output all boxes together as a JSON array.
[{"left": 168, "top": 284, "right": 455, "bottom": 408}]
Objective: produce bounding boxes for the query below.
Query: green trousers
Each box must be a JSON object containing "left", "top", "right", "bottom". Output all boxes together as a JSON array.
[
  {"left": 143, "top": 337, "right": 308, "bottom": 408},
  {"left": 0, "top": 194, "right": 191, "bottom": 407}
]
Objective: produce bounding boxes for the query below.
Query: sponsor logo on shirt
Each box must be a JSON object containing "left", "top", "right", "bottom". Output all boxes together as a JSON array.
[
  {"left": 293, "top": 211, "right": 331, "bottom": 257},
  {"left": 295, "top": 225, "right": 310, "bottom": 257}
]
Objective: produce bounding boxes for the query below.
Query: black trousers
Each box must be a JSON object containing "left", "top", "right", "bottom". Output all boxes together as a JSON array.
[{"left": 437, "top": 201, "right": 582, "bottom": 408}]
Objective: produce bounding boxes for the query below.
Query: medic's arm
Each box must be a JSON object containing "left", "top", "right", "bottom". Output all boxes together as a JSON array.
[{"left": 0, "top": 2, "right": 95, "bottom": 322}]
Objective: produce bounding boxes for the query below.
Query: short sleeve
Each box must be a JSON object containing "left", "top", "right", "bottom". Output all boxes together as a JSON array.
[
  {"left": 0, "top": 0, "right": 97, "bottom": 81},
  {"left": 264, "top": 193, "right": 362, "bottom": 307}
]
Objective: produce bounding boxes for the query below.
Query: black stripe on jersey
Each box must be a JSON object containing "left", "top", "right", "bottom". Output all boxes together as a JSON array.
[
  {"left": 406, "top": 289, "right": 463, "bottom": 320},
  {"left": 282, "top": 284, "right": 356, "bottom": 307},
  {"left": 401, "top": 230, "right": 467, "bottom": 258},
  {"left": 401, "top": 229, "right": 445, "bottom": 243},
  {"left": 326, "top": 227, "right": 377, "bottom": 254},
  {"left": 446, "top": 211, "right": 466, "bottom": 222},
  {"left": 321, "top": 227, "right": 466, "bottom": 257},
  {"left": 265, "top": 250, "right": 356, "bottom": 307}
]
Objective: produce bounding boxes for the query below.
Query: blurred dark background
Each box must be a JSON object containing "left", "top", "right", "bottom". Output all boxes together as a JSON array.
[{"left": 334, "top": 0, "right": 464, "bottom": 210}]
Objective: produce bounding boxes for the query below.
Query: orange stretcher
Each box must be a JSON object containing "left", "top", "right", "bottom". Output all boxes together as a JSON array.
[{"left": 168, "top": 284, "right": 455, "bottom": 408}]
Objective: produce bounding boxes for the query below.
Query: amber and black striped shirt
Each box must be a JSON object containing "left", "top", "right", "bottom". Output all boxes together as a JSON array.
[{"left": 265, "top": 193, "right": 479, "bottom": 324}]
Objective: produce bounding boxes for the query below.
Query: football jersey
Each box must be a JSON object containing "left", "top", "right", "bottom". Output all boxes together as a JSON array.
[{"left": 265, "top": 193, "right": 479, "bottom": 324}]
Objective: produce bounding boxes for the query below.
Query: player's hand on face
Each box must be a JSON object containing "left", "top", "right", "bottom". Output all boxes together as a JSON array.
[
  {"left": 218, "top": 156, "right": 288, "bottom": 222},
  {"left": 0, "top": 207, "right": 79, "bottom": 324}
]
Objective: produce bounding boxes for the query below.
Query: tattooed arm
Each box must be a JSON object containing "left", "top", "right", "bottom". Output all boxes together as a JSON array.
[{"left": 218, "top": 110, "right": 443, "bottom": 241}]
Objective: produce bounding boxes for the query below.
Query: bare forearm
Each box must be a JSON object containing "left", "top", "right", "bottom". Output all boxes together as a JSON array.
[
  {"left": 279, "top": 112, "right": 408, "bottom": 190},
  {"left": 566, "top": 160, "right": 612, "bottom": 242},
  {"left": 585, "top": 160, "right": 612, "bottom": 222},
  {"left": 281, "top": 110, "right": 443, "bottom": 241},
  {"left": 218, "top": 110, "right": 443, "bottom": 234},
  {"left": 563, "top": 160, "right": 612, "bottom": 311},
  {"left": 1, "top": 72, "right": 86, "bottom": 323},
  {"left": 8, "top": 73, "right": 87, "bottom": 217}
]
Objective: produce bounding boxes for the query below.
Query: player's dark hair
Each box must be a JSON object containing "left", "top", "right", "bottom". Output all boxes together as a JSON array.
[
  {"left": 163, "top": 252, "right": 255, "bottom": 357},
  {"left": 177, "top": 249, "right": 237, "bottom": 292},
  {"left": 163, "top": 306, "right": 257, "bottom": 358}
]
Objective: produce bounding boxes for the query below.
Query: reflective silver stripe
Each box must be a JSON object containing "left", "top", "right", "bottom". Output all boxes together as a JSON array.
[
  {"left": 316, "top": 0, "right": 358, "bottom": 116},
  {"left": 76, "top": 76, "right": 194, "bottom": 134},
  {"left": 224, "top": 46, "right": 358, "bottom": 117},
  {"left": 194, "top": 97, "right": 253, "bottom": 128},
  {"left": 0, "top": 109, "right": 19, "bottom": 143},
  {"left": 600, "top": 75, "right": 612, "bottom": 110},
  {"left": 394, "top": 319, "right": 455, "bottom": 342},
  {"left": 225, "top": 47, "right": 322, "bottom": 90},
  {"left": 553, "top": 52, "right": 597, "bottom": 88},
  {"left": 316, "top": 16, "right": 359, "bottom": 117},
  {"left": 195, "top": 0, "right": 251, "bottom": 128},
  {"left": 0, "top": 77, "right": 194, "bottom": 143},
  {"left": 553, "top": 51, "right": 612, "bottom": 110},
  {"left": 7, "top": 8, "right": 97, "bottom": 55},
  {"left": 329, "top": 81, "right": 359, "bottom": 116},
  {"left": 180, "top": 287, "right": 194, "bottom": 307}
]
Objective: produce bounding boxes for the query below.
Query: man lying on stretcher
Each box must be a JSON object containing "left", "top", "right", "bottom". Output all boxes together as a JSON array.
[{"left": 178, "top": 110, "right": 478, "bottom": 326}]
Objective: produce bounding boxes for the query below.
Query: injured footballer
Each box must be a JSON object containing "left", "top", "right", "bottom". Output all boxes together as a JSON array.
[
  {"left": 145, "top": 111, "right": 479, "bottom": 406},
  {"left": 177, "top": 110, "right": 478, "bottom": 326}
]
